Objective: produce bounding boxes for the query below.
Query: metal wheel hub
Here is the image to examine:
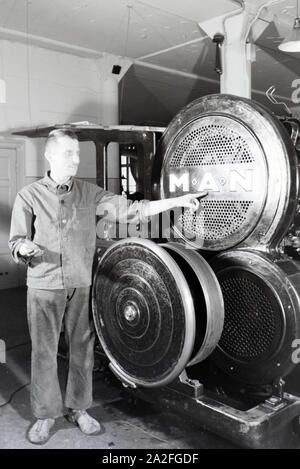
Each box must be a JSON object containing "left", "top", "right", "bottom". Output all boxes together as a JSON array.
[
  {"left": 92, "top": 239, "right": 224, "bottom": 388},
  {"left": 122, "top": 301, "right": 139, "bottom": 324}
]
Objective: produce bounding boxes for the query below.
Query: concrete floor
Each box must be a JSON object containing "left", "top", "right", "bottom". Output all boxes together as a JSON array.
[{"left": 0, "top": 287, "right": 237, "bottom": 449}]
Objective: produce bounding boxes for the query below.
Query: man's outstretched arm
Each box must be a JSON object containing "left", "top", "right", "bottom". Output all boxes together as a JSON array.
[
  {"left": 142, "top": 192, "right": 207, "bottom": 218},
  {"left": 95, "top": 189, "right": 207, "bottom": 224}
]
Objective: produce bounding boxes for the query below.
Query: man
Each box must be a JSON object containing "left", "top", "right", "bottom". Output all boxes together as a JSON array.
[{"left": 8, "top": 129, "right": 206, "bottom": 445}]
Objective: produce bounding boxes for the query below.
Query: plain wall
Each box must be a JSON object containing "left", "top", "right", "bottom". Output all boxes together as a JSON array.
[{"left": 0, "top": 39, "right": 100, "bottom": 188}]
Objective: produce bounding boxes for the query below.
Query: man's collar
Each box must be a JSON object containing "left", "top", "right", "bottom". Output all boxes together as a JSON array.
[{"left": 41, "top": 171, "right": 74, "bottom": 192}]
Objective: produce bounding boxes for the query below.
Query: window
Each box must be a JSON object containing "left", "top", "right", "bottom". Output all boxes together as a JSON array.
[{"left": 120, "top": 145, "right": 137, "bottom": 196}]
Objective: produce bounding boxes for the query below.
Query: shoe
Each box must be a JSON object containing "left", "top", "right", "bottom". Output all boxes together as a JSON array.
[
  {"left": 27, "top": 418, "right": 55, "bottom": 445},
  {"left": 67, "top": 410, "right": 101, "bottom": 435}
]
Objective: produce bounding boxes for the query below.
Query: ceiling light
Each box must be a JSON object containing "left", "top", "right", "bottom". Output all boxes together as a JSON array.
[{"left": 278, "top": 0, "right": 300, "bottom": 52}]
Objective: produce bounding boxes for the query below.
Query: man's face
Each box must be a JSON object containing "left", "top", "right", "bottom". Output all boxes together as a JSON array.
[{"left": 46, "top": 136, "right": 80, "bottom": 180}]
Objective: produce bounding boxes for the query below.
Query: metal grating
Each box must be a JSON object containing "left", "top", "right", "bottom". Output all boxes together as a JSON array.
[
  {"left": 219, "top": 275, "right": 278, "bottom": 361},
  {"left": 177, "top": 200, "right": 253, "bottom": 241},
  {"left": 170, "top": 125, "right": 255, "bottom": 167}
]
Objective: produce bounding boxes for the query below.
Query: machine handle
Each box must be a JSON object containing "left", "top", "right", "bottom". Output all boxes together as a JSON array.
[{"left": 213, "top": 33, "right": 225, "bottom": 75}]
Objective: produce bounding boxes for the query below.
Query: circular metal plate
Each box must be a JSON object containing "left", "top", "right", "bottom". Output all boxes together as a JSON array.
[
  {"left": 92, "top": 239, "right": 196, "bottom": 388},
  {"left": 161, "top": 116, "right": 267, "bottom": 249},
  {"left": 152, "top": 94, "right": 298, "bottom": 251},
  {"left": 210, "top": 250, "right": 300, "bottom": 385},
  {"left": 162, "top": 243, "right": 224, "bottom": 366}
]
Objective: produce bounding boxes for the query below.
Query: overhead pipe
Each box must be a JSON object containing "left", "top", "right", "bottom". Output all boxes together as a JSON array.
[{"left": 218, "top": 0, "right": 284, "bottom": 97}]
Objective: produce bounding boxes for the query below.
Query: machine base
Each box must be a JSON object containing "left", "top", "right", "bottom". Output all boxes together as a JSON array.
[{"left": 127, "top": 375, "right": 300, "bottom": 449}]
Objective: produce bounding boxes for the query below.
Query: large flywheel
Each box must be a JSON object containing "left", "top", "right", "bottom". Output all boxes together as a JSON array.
[{"left": 92, "top": 239, "right": 224, "bottom": 388}]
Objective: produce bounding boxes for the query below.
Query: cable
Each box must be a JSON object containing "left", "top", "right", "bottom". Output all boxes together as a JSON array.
[
  {"left": 0, "top": 383, "right": 30, "bottom": 408},
  {"left": 0, "top": 340, "right": 31, "bottom": 408},
  {"left": 6, "top": 341, "right": 31, "bottom": 352},
  {"left": 245, "top": 0, "right": 285, "bottom": 44}
]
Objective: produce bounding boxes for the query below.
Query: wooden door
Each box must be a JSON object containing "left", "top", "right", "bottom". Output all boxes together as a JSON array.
[{"left": 0, "top": 141, "right": 25, "bottom": 289}]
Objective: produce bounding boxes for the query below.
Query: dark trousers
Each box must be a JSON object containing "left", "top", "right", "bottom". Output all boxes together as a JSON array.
[{"left": 27, "top": 287, "right": 95, "bottom": 419}]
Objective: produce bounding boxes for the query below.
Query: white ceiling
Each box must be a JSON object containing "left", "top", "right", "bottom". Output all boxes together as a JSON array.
[
  {"left": 0, "top": 0, "right": 299, "bottom": 124},
  {"left": 0, "top": 0, "right": 295, "bottom": 57},
  {"left": 0, "top": 0, "right": 236, "bottom": 57}
]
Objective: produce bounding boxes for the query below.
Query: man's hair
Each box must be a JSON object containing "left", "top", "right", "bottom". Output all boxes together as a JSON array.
[{"left": 45, "top": 129, "right": 78, "bottom": 154}]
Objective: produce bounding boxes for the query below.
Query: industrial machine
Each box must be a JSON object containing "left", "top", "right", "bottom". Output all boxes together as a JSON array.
[
  {"left": 93, "top": 94, "right": 300, "bottom": 449},
  {"left": 14, "top": 93, "right": 300, "bottom": 448}
]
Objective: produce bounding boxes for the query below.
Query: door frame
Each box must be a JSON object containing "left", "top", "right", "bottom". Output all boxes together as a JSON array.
[
  {"left": 0, "top": 136, "right": 26, "bottom": 192},
  {"left": 0, "top": 137, "right": 26, "bottom": 288}
]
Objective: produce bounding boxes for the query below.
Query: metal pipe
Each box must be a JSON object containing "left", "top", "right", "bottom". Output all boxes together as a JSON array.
[
  {"left": 222, "top": 0, "right": 245, "bottom": 37},
  {"left": 244, "top": 0, "right": 285, "bottom": 43}
]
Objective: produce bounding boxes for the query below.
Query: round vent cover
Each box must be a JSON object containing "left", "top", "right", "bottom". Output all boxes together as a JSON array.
[
  {"left": 210, "top": 250, "right": 300, "bottom": 385},
  {"left": 218, "top": 270, "right": 283, "bottom": 363},
  {"left": 152, "top": 94, "right": 298, "bottom": 251}
]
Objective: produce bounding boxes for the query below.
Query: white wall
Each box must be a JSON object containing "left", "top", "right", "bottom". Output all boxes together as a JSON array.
[
  {"left": 0, "top": 39, "right": 100, "bottom": 187},
  {"left": 0, "top": 40, "right": 103, "bottom": 289}
]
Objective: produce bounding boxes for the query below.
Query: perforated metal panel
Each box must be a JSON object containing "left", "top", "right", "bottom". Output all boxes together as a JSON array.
[
  {"left": 170, "top": 124, "right": 255, "bottom": 167},
  {"left": 218, "top": 272, "right": 281, "bottom": 362},
  {"left": 153, "top": 94, "right": 298, "bottom": 251},
  {"left": 210, "top": 250, "right": 300, "bottom": 385},
  {"left": 161, "top": 115, "right": 267, "bottom": 250},
  {"left": 178, "top": 200, "right": 254, "bottom": 242}
]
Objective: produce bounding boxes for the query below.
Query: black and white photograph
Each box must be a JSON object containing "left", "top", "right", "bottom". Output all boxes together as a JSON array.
[{"left": 1, "top": 0, "right": 300, "bottom": 455}]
